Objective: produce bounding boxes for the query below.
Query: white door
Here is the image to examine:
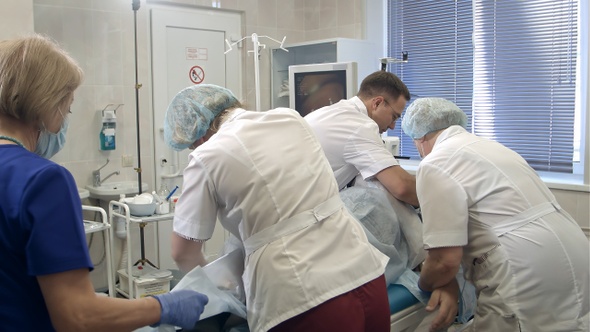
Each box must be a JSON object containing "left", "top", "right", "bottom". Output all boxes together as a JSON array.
[{"left": 150, "top": 7, "right": 241, "bottom": 270}]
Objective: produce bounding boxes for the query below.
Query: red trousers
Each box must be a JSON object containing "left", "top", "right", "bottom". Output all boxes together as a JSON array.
[{"left": 269, "top": 275, "right": 390, "bottom": 332}]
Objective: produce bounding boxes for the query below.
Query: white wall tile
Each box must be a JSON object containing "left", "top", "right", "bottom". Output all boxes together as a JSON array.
[
  {"left": 0, "top": 0, "right": 34, "bottom": 40},
  {"left": 338, "top": 24, "right": 357, "bottom": 39},
  {"left": 354, "top": 22, "right": 363, "bottom": 39},
  {"left": 337, "top": 0, "right": 355, "bottom": 26},
  {"left": 277, "top": 4, "right": 303, "bottom": 31},
  {"left": 62, "top": 0, "right": 91, "bottom": 9},
  {"left": 219, "top": 0, "right": 238, "bottom": 9},
  {"left": 257, "top": 0, "right": 277, "bottom": 28},
  {"left": 91, "top": 11, "right": 124, "bottom": 86},
  {"left": 311, "top": 27, "right": 339, "bottom": 40},
  {"left": 319, "top": 0, "right": 338, "bottom": 30},
  {"left": 68, "top": 86, "right": 100, "bottom": 162},
  {"left": 33, "top": 0, "right": 63, "bottom": 6},
  {"left": 353, "top": 0, "right": 364, "bottom": 31},
  {"left": 33, "top": 5, "right": 64, "bottom": 40},
  {"left": 237, "top": 0, "right": 258, "bottom": 26},
  {"left": 304, "top": 0, "right": 320, "bottom": 30},
  {"left": 277, "top": 28, "right": 305, "bottom": 44},
  {"left": 91, "top": 0, "right": 128, "bottom": 12}
]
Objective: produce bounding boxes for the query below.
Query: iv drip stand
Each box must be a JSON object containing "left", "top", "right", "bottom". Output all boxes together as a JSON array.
[
  {"left": 131, "top": 0, "right": 143, "bottom": 195},
  {"left": 225, "top": 33, "right": 288, "bottom": 111},
  {"left": 133, "top": 222, "right": 158, "bottom": 268}
]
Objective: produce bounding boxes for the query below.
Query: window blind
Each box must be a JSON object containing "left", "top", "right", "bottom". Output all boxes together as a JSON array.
[
  {"left": 387, "top": 0, "right": 473, "bottom": 159},
  {"left": 472, "top": 0, "right": 577, "bottom": 173},
  {"left": 387, "top": 0, "right": 577, "bottom": 173}
]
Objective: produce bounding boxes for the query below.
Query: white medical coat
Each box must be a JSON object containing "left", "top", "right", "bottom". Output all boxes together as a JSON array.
[
  {"left": 304, "top": 97, "right": 399, "bottom": 190},
  {"left": 174, "top": 108, "right": 388, "bottom": 332},
  {"left": 417, "top": 125, "right": 589, "bottom": 331}
]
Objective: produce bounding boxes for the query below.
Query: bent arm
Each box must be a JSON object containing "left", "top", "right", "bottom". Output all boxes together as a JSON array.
[
  {"left": 38, "top": 269, "right": 161, "bottom": 331},
  {"left": 171, "top": 232, "right": 207, "bottom": 273},
  {"left": 375, "top": 165, "right": 419, "bottom": 206},
  {"left": 418, "top": 246, "right": 463, "bottom": 291}
]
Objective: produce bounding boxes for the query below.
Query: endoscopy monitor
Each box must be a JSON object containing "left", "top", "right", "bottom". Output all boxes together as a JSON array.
[{"left": 289, "top": 62, "right": 358, "bottom": 117}]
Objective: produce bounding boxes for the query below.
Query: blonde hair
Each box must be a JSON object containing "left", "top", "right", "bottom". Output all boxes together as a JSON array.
[
  {"left": 208, "top": 103, "right": 243, "bottom": 134},
  {"left": 0, "top": 34, "right": 83, "bottom": 125}
]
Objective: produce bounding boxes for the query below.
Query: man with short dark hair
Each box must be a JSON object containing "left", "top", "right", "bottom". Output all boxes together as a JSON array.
[{"left": 305, "top": 71, "right": 419, "bottom": 207}]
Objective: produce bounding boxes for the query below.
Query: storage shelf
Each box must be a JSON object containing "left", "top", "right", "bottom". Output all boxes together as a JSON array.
[
  {"left": 115, "top": 288, "right": 131, "bottom": 298},
  {"left": 82, "top": 205, "right": 115, "bottom": 297},
  {"left": 109, "top": 201, "right": 174, "bottom": 299},
  {"left": 84, "top": 220, "right": 110, "bottom": 234}
]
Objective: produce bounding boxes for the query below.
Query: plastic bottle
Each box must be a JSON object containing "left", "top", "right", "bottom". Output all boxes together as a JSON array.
[{"left": 156, "top": 183, "right": 170, "bottom": 214}]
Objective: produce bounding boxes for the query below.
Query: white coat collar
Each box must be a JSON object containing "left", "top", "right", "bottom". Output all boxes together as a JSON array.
[
  {"left": 350, "top": 96, "right": 368, "bottom": 116},
  {"left": 219, "top": 108, "right": 247, "bottom": 130},
  {"left": 434, "top": 125, "right": 467, "bottom": 148}
]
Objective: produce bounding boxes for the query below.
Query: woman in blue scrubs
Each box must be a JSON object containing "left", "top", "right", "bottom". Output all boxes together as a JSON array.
[{"left": 0, "top": 34, "right": 207, "bottom": 331}]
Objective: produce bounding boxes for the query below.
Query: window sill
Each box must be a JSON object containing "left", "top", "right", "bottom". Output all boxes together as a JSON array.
[
  {"left": 536, "top": 172, "right": 590, "bottom": 192},
  {"left": 398, "top": 160, "right": 590, "bottom": 193}
]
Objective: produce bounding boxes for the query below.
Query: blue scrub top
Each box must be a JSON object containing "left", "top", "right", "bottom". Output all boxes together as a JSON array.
[{"left": 0, "top": 145, "right": 93, "bottom": 331}]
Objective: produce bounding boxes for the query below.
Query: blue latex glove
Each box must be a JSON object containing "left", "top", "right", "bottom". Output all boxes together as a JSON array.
[{"left": 152, "top": 289, "right": 209, "bottom": 329}]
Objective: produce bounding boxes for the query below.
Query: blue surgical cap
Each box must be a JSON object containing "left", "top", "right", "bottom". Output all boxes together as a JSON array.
[
  {"left": 401, "top": 97, "right": 467, "bottom": 139},
  {"left": 164, "top": 84, "right": 239, "bottom": 151}
]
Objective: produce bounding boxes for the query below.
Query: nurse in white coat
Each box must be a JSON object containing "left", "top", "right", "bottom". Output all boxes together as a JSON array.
[
  {"left": 403, "top": 97, "right": 589, "bottom": 331},
  {"left": 163, "top": 85, "right": 393, "bottom": 332}
]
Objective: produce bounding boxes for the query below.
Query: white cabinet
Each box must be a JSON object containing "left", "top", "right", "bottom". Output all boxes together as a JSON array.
[{"left": 270, "top": 38, "right": 380, "bottom": 109}]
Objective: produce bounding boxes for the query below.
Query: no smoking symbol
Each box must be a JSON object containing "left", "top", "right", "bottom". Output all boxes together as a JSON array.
[{"left": 189, "top": 65, "right": 205, "bottom": 84}]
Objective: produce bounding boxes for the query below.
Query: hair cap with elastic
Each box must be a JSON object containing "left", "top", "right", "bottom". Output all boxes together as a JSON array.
[
  {"left": 164, "top": 84, "right": 239, "bottom": 151},
  {"left": 401, "top": 97, "right": 467, "bottom": 139}
]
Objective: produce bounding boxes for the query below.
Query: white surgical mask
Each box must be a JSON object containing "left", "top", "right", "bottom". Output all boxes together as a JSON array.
[{"left": 35, "top": 117, "right": 69, "bottom": 159}]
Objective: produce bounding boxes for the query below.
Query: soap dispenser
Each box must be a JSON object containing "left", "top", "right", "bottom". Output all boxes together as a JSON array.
[{"left": 99, "top": 109, "right": 117, "bottom": 151}]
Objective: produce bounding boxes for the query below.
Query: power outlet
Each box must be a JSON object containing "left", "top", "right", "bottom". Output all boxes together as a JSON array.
[{"left": 122, "top": 155, "right": 134, "bottom": 167}]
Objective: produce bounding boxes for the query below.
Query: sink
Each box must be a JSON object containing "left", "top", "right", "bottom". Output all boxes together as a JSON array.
[
  {"left": 78, "top": 187, "right": 90, "bottom": 200},
  {"left": 86, "top": 181, "right": 149, "bottom": 201}
]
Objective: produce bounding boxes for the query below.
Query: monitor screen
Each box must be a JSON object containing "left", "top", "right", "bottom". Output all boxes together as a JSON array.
[{"left": 289, "top": 62, "right": 357, "bottom": 117}]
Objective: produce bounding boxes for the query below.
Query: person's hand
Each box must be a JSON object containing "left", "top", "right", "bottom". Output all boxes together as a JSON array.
[
  {"left": 425, "top": 279, "right": 459, "bottom": 332},
  {"left": 152, "top": 289, "right": 209, "bottom": 329}
]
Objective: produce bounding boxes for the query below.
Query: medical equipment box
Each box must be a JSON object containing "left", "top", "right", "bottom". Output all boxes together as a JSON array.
[{"left": 117, "top": 269, "right": 173, "bottom": 299}]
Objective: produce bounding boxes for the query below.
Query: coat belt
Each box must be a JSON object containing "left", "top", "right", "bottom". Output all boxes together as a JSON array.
[{"left": 243, "top": 195, "right": 343, "bottom": 257}]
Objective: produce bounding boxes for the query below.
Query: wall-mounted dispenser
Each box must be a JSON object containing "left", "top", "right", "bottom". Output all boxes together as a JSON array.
[{"left": 99, "top": 104, "right": 123, "bottom": 151}]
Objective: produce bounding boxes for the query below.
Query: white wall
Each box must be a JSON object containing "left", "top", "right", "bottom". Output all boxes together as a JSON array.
[{"left": 0, "top": 0, "right": 34, "bottom": 40}]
